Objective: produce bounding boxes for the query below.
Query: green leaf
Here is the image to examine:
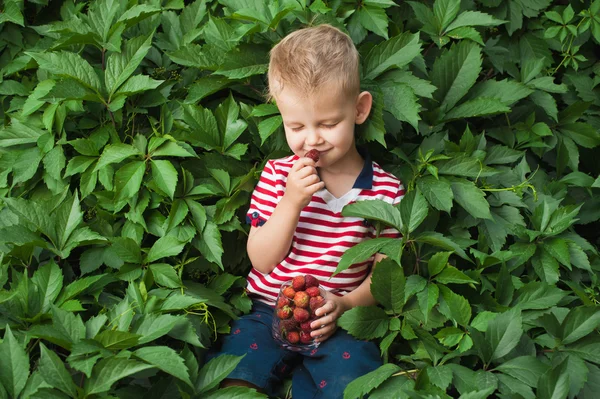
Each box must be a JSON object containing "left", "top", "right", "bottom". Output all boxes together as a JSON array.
[
  {"left": 0, "top": 119, "right": 45, "bottom": 147},
  {"left": 338, "top": 306, "right": 389, "bottom": 339},
  {"left": 537, "top": 359, "right": 570, "bottom": 399},
  {"left": 84, "top": 357, "right": 153, "bottom": 395},
  {"left": 38, "top": 343, "right": 78, "bottom": 398},
  {"left": 363, "top": 32, "right": 421, "bottom": 80},
  {"left": 445, "top": 97, "right": 510, "bottom": 120},
  {"left": 27, "top": 51, "right": 102, "bottom": 93},
  {"left": 334, "top": 238, "right": 397, "bottom": 277},
  {"left": 343, "top": 363, "right": 401, "bottom": 399},
  {"left": 134, "top": 346, "right": 193, "bottom": 387},
  {"left": 193, "top": 221, "right": 224, "bottom": 269},
  {"left": 438, "top": 285, "right": 471, "bottom": 326},
  {"left": 418, "top": 283, "right": 440, "bottom": 324},
  {"left": 146, "top": 236, "right": 186, "bottom": 263},
  {"left": 494, "top": 355, "right": 549, "bottom": 387},
  {"left": 0, "top": 326, "right": 30, "bottom": 398},
  {"left": 560, "top": 307, "right": 600, "bottom": 345},
  {"left": 560, "top": 123, "right": 600, "bottom": 149},
  {"left": 151, "top": 160, "right": 178, "bottom": 200},
  {"left": 446, "top": 10, "right": 506, "bottom": 31},
  {"left": 435, "top": 265, "right": 477, "bottom": 284},
  {"left": 94, "top": 330, "right": 140, "bottom": 350},
  {"left": 105, "top": 34, "right": 154, "bottom": 96},
  {"left": 197, "top": 354, "right": 246, "bottom": 394},
  {"left": 111, "top": 237, "right": 142, "bottom": 264},
  {"left": 512, "top": 282, "right": 566, "bottom": 310},
  {"left": 485, "top": 145, "right": 525, "bottom": 165},
  {"left": 358, "top": 4, "right": 389, "bottom": 39},
  {"left": 371, "top": 258, "right": 406, "bottom": 313},
  {"left": 202, "top": 386, "right": 268, "bottom": 398},
  {"left": 450, "top": 179, "right": 492, "bottom": 219},
  {"left": 427, "top": 365, "right": 453, "bottom": 390},
  {"left": 115, "top": 75, "right": 163, "bottom": 95},
  {"left": 486, "top": 308, "right": 522, "bottom": 361},
  {"left": 55, "top": 192, "right": 83, "bottom": 249},
  {"left": 133, "top": 314, "right": 182, "bottom": 344},
  {"left": 341, "top": 200, "right": 403, "bottom": 232},
  {"left": 381, "top": 83, "right": 421, "bottom": 130},
  {"left": 398, "top": 189, "right": 428, "bottom": 233},
  {"left": 115, "top": 161, "right": 145, "bottom": 201},
  {"left": 181, "top": 104, "right": 221, "bottom": 150},
  {"left": 414, "top": 231, "right": 470, "bottom": 260},
  {"left": 434, "top": 0, "right": 461, "bottom": 31},
  {"left": 532, "top": 248, "right": 560, "bottom": 284},
  {"left": 431, "top": 40, "right": 482, "bottom": 112},
  {"left": 418, "top": 176, "right": 453, "bottom": 213},
  {"left": 428, "top": 251, "right": 451, "bottom": 277},
  {"left": 31, "top": 259, "right": 63, "bottom": 313},
  {"left": 257, "top": 115, "right": 282, "bottom": 145},
  {"left": 94, "top": 143, "right": 141, "bottom": 172},
  {"left": 149, "top": 263, "right": 183, "bottom": 288}
]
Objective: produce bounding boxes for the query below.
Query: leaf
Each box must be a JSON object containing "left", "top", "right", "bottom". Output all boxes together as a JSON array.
[
  {"left": 427, "top": 365, "right": 453, "bottom": 390},
  {"left": 343, "top": 363, "right": 401, "bottom": 399},
  {"left": 398, "top": 189, "right": 428, "bottom": 233},
  {"left": 115, "top": 75, "right": 163, "bottom": 95},
  {"left": 197, "top": 354, "right": 246, "bottom": 394},
  {"left": 193, "top": 221, "right": 224, "bottom": 269},
  {"left": 133, "top": 314, "right": 182, "bottom": 344},
  {"left": 146, "top": 236, "right": 186, "bottom": 263},
  {"left": 357, "top": 4, "right": 389, "bottom": 39},
  {"left": 258, "top": 115, "right": 282, "bottom": 145},
  {"left": 202, "top": 386, "right": 268, "bottom": 398},
  {"left": 381, "top": 83, "right": 421, "bottom": 130},
  {"left": 446, "top": 10, "right": 506, "bottom": 31},
  {"left": 445, "top": 97, "right": 510, "bottom": 120},
  {"left": 418, "top": 176, "right": 453, "bottom": 213},
  {"left": 486, "top": 307, "right": 522, "bottom": 361},
  {"left": 494, "top": 355, "right": 549, "bottom": 387},
  {"left": 134, "top": 346, "right": 193, "bottom": 387},
  {"left": 334, "top": 238, "right": 397, "bottom": 277},
  {"left": 94, "top": 330, "right": 140, "bottom": 350},
  {"left": 28, "top": 51, "right": 102, "bottom": 93},
  {"left": 415, "top": 231, "right": 470, "bottom": 260},
  {"left": 428, "top": 251, "right": 451, "bottom": 277},
  {"left": 560, "top": 307, "right": 600, "bottom": 345},
  {"left": 512, "top": 282, "right": 566, "bottom": 310},
  {"left": 151, "top": 159, "right": 178, "bottom": 200},
  {"left": 94, "top": 143, "right": 141, "bottom": 172},
  {"left": 338, "top": 306, "right": 390, "bottom": 339},
  {"left": 0, "top": 326, "right": 30, "bottom": 398},
  {"left": 371, "top": 258, "right": 406, "bottom": 313},
  {"left": 363, "top": 32, "right": 421, "bottom": 80},
  {"left": 537, "top": 358, "right": 570, "bottom": 399},
  {"left": 31, "top": 259, "right": 63, "bottom": 313},
  {"left": 450, "top": 179, "right": 492, "bottom": 219},
  {"left": 38, "top": 343, "right": 78, "bottom": 398},
  {"left": 341, "top": 200, "right": 403, "bottom": 232},
  {"left": 115, "top": 161, "right": 145, "bottom": 201},
  {"left": 431, "top": 41, "right": 482, "bottom": 112},
  {"left": 105, "top": 34, "right": 154, "bottom": 96},
  {"left": 435, "top": 265, "right": 477, "bottom": 284},
  {"left": 55, "top": 191, "right": 83, "bottom": 249},
  {"left": 149, "top": 263, "right": 183, "bottom": 288},
  {"left": 438, "top": 285, "right": 471, "bottom": 326},
  {"left": 84, "top": 357, "right": 153, "bottom": 395},
  {"left": 110, "top": 237, "right": 142, "bottom": 264}
]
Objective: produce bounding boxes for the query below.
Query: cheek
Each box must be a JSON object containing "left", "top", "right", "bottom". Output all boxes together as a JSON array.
[{"left": 285, "top": 131, "right": 304, "bottom": 152}]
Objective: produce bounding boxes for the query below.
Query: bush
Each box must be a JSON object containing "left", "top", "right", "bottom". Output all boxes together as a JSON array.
[{"left": 0, "top": 0, "right": 599, "bottom": 398}]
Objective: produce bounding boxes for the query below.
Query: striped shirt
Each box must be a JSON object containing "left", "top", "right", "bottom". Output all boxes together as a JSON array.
[{"left": 245, "top": 148, "right": 405, "bottom": 307}]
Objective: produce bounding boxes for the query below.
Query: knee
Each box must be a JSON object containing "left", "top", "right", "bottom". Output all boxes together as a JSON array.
[{"left": 221, "top": 378, "right": 264, "bottom": 393}]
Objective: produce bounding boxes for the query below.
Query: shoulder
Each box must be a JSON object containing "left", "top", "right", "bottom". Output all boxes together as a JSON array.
[
  {"left": 372, "top": 161, "right": 402, "bottom": 187},
  {"left": 264, "top": 154, "right": 297, "bottom": 175}
]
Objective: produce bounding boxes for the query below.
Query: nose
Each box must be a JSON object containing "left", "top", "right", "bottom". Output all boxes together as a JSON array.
[{"left": 305, "top": 128, "right": 322, "bottom": 146}]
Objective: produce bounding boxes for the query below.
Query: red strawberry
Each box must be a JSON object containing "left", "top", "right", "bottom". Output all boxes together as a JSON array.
[
  {"left": 306, "top": 286, "right": 320, "bottom": 297},
  {"left": 300, "top": 321, "right": 312, "bottom": 332},
  {"left": 305, "top": 149, "right": 320, "bottom": 162},
  {"left": 293, "top": 307, "right": 310, "bottom": 322},
  {"left": 292, "top": 275, "right": 305, "bottom": 291},
  {"left": 283, "top": 286, "right": 296, "bottom": 299},
  {"left": 310, "top": 295, "right": 325, "bottom": 312},
  {"left": 300, "top": 331, "right": 312, "bottom": 344},
  {"left": 287, "top": 331, "right": 300, "bottom": 344},
  {"left": 277, "top": 305, "right": 292, "bottom": 319},
  {"left": 294, "top": 291, "right": 310, "bottom": 308},
  {"left": 305, "top": 275, "right": 319, "bottom": 288},
  {"left": 276, "top": 296, "right": 290, "bottom": 309},
  {"left": 280, "top": 318, "right": 299, "bottom": 332}
]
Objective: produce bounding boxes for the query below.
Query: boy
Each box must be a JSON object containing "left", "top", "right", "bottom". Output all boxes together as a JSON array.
[{"left": 210, "top": 24, "right": 405, "bottom": 398}]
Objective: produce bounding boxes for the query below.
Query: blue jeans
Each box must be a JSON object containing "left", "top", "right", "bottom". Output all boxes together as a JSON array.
[{"left": 206, "top": 300, "right": 382, "bottom": 398}]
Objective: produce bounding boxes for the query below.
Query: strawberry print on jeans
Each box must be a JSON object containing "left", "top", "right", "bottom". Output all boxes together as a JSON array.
[
  {"left": 319, "top": 380, "right": 327, "bottom": 389},
  {"left": 342, "top": 351, "right": 351, "bottom": 359},
  {"left": 310, "top": 348, "right": 318, "bottom": 356},
  {"left": 233, "top": 329, "right": 241, "bottom": 334},
  {"left": 250, "top": 343, "right": 258, "bottom": 350}
]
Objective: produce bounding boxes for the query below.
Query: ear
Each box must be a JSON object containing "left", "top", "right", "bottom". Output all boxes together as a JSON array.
[{"left": 354, "top": 91, "right": 373, "bottom": 125}]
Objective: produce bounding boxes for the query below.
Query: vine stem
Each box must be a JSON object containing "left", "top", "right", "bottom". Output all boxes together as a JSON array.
[{"left": 392, "top": 369, "right": 419, "bottom": 377}]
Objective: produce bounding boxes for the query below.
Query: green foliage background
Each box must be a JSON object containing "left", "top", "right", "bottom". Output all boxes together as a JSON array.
[{"left": 1, "top": 0, "right": 599, "bottom": 397}]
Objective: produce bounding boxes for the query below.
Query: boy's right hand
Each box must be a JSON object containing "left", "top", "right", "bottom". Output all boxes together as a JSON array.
[{"left": 283, "top": 157, "right": 325, "bottom": 210}]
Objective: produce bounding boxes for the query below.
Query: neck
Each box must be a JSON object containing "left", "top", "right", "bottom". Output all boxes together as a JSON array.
[{"left": 320, "top": 146, "right": 363, "bottom": 177}]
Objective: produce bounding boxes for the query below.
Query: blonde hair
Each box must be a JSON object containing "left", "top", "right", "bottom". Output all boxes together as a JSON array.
[{"left": 265, "top": 24, "right": 360, "bottom": 103}]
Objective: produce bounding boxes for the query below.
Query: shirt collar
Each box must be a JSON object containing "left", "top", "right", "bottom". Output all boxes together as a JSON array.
[{"left": 352, "top": 146, "right": 373, "bottom": 189}]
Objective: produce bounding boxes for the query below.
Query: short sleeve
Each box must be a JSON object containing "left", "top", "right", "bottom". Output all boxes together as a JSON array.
[
  {"left": 370, "top": 180, "right": 405, "bottom": 239},
  {"left": 246, "top": 161, "right": 279, "bottom": 227}
]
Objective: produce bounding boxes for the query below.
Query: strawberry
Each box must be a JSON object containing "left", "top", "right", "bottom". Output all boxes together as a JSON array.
[
  {"left": 306, "top": 286, "right": 320, "bottom": 297},
  {"left": 283, "top": 286, "right": 296, "bottom": 299},
  {"left": 310, "top": 295, "right": 325, "bottom": 312},
  {"left": 292, "top": 275, "right": 305, "bottom": 291},
  {"left": 276, "top": 296, "right": 290, "bottom": 309},
  {"left": 305, "top": 275, "right": 320, "bottom": 288},
  {"left": 300, "top": 330, "right": 313, "bottom": 344},
  {"left": 280, "top": 318, "right": 299, "bottom": 332},
  {"left": 277, "top": 305, "right": 292, "bottom": 319},
  {"left": 305, "top": 149, "right": 320, "bottom": 162},
  {"left": 293, "top": 307, "right": 310, "bottom": 322},
  {"left": 287, "top": 331, "right": 300, "bottom": 344},
  {"left": 294, "top": 291, "right": 310, "bottom": 308},
  {"left": 300, "top": 321, "right": 312, "bottom": 332}
]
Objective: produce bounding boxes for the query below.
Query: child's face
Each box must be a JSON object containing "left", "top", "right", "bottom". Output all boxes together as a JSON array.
[{"left": 275, "top": 83, "right": 371, "bottom": 169}]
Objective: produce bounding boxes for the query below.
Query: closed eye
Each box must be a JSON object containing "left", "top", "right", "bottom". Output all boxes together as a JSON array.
[{"left": 290, "top": 123, "right": 338, "bottom": 132}]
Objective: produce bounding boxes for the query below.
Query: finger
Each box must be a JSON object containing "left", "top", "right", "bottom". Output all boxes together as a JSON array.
[
  {"left": 314, "top": 328, "right": 336, "bottom": 343},
  {"left": 310, "top": 314, "right": 333, "bottom": 330},
  {"left": 293, "top": 157, "right": 316, "bottom": 171},
  {"left": 301, "top": 173, "right": 321, "bottom": 185},
  {"left": 311, "top": 322, "right": 333, "bottom": 338},
  {"left": 315, "top": 300, "right": 335, "bottom": 317},
  {"left": 296, "top": 165, "right": 318, "bottom": 179}
]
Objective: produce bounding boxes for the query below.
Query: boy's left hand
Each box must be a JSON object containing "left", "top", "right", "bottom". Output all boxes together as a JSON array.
[{"left": 310, "top": 291, "right": 349, "bottom": 343}]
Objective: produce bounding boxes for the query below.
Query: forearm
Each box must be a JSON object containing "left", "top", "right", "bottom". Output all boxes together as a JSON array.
[{"left": 247, "top": 196, "right": 302, "bottom": 274}]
